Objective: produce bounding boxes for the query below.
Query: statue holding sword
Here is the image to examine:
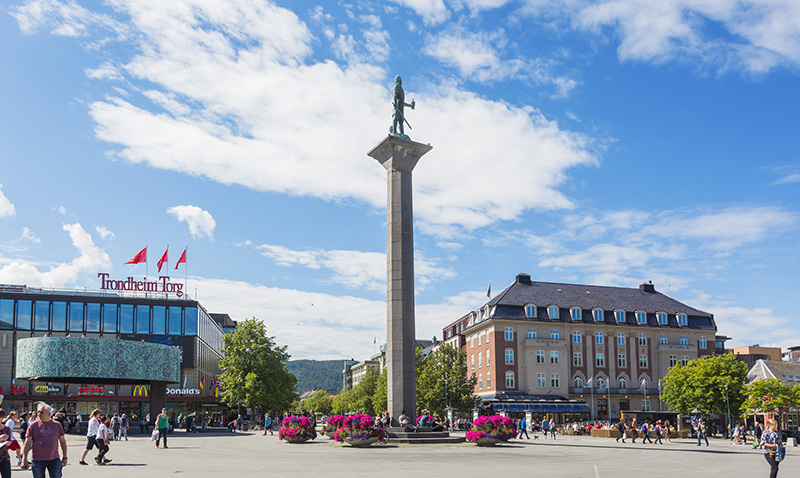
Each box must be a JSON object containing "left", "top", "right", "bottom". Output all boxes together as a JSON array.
[{"left": 390, "top": 75, "right": 415, "bottom": 139}]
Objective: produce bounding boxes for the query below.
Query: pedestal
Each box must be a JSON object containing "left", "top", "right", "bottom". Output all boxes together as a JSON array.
[{"left": 368, "top": 135, "right": 432, "bottom": 427}]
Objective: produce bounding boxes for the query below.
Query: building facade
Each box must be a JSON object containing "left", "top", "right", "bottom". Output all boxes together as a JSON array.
[
  {"left": 0, "top": 283, "right": 226, "bottom": 419},
  {"left": 445, "top": 274, "right": 718, "bottom": 421}
]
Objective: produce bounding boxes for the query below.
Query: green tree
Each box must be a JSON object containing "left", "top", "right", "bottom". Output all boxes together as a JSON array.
[
  {"left": 742, "top": 378, "right": 800, "bottom": 419},
  {"left": 350, "top": 367, "right": 379, "bottom": 415},
  {"left": 661, "top": 353, "right": 748, "bottom": 417},
  {"left": 331, "top": 389, "right": 353, "bottom": 415},
  {"left": 219, "top": 318, "right": 297, "bottom": 413},
  {"left": 417, "top": 344, "right": 478, "bottom": 416},
  {"left": 372, "top": 367, "right": 388, "bottom": 413},
  {"left": 302, "top": 389, "right": 333, "bottom": 415}
]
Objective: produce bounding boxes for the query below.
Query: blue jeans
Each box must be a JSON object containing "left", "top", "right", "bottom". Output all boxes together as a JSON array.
[
  {"left": 31, "top": 458, "right": 62, "bottom": 478},
  {"left": 697, "top": 431, "right": 708, "bottom": 445}
]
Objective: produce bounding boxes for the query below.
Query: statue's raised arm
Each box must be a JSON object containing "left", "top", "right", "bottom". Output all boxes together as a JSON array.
[{"left": 390, "top": 75, "right": 415, "bottom": 139}]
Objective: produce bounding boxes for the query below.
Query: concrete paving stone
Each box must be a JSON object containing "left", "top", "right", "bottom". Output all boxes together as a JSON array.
[{"left": 40, "top": 430, "right": 799, "bottom": 478}]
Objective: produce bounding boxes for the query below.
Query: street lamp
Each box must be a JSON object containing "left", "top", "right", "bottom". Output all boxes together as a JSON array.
[{"left": 724, "top": 384, "right": 731, "bottom": 439}]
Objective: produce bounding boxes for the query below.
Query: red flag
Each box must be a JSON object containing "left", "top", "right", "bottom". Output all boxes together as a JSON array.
[
  {"left": 174, "top": 248, "right": 187, "bottom": 269},
  {"left": 124, "top": 247, "right": 147, "bottom": 264},
  {"left": 157, "top": 248, "right": 168, "bottom": 273}
]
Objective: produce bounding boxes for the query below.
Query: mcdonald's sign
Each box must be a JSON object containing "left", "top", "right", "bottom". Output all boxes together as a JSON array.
[{"left": 133, "top": 385, "right": 149, "bottom": 397}]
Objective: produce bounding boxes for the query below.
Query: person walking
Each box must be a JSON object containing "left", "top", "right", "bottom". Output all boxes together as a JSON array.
[
  {"left": 20, "top": 403, "right": 68, "bottom": 478},
  {"left": 761, "top": 418, "right": 782, "bottom": 478},
  {"left": 640, "top": 421, "right": 652, "bottom": 444},
  {"left": 3, "top": 411, "right": 22, "bottom": 467},
  {"left": 664, "top": 420, "right": 672, "bottom": 443},
  {"left": 111, "top": 413, "right": 121, "bottom": 441},
  {"left": 0, "top": 409, "right": 13, "bottom": 478},
  {"left": 615, "top": 420, "right": 626, "bottom": 443},
  {"left": 155, "top": 409, "right": 169, "bottom": 449},
  {"left": 262, "top": 414, "right": 272, "bottom": 436},
  {"left": 541, "top": 418, "right": 549, "bottom": 439},
  {"left": 630, "top": 417, "right": 638, "bottom": 443},
  {"left": 549, "top": 420, "right": 557, "bottom": 439},
  {"left": 696, "top": 419, "right": 709, "bottom": 446},
  {"left": 653, "top": 420, "right": 663, "bottom": 445},
  {"left": 518, "top": 417, "right": 529, "bottom": 439},
  {"left": 94, "top": 416, "right": 111, "bottom": 465},
  {"left": 119, "top": 414, "right": 129, "bottom": 441},
  {"left": 79, "top": 409, "right": 102, "bottom": 465}
]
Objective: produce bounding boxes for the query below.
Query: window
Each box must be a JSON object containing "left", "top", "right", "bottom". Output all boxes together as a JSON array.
[
  {"left": 618, "top": 378, "right": 627, "bottom": 390},
  {"left": 677, "top": 313, "right": 687, "bottom": 326},
  {"left": 51, "top": 301, "right": 66, "bottom": 331},
  {"left": 184, "top": 306, "right": 198, "bottom": 336},
  {"left": 136, "top": 305, "right": 150, "bottom": 334},
  {"left": 680, "top": 335, "right": 688, "bottom": 346},
  {"left": 505, "top": 348, "right": 514, "bottom": 364},
  {"left": 525, "top": 304, "right": 536, "bottom": 318},
  {"left": 506, "top": 371, "right": 516, "bottom": 389},
  {"left": 152, "top": 306, "right": 166, "bottom": 335},
  {"left": 536, "top": 350, "right": 545, "bottom": 364},
  {"left": 592, "top": 308, "right": 604, "bottom": 322},
  {"left": 485, "top": 330, "right": 490, "bottom": 343},
  {"left": 699, "top": 336, "right": 707, "bottom": 348},
  {"left": 478, "top": 374, "right": 483, "bottom": 390},
  {"left": 636, "top": 310, "right": 647, "bottom": 324},
  {"left": 16, "top": 300, "right": 31, "bottom": 330},
  {"left": 34, "top": 301, "right": 49, "bottom": 331},
  {"left": 527, "top": 328, "right": 537, "bottom": 339},
  {"left": 168, "top": 306, "right": 182, "bottom": 334},
  {"left": 504, "top": 327, "right": 513, "bottom": 340},
  {"left": 551, "top": 373, "right": 560, "bottom": 388},
  {"left": 471, "top": 337, "right": 475, "bottom": 348},
  {"left": 617, "top": 333, "right": 626, "bottom": 345},
  {"left": 478, "top": 334, "right": 482, "bottom": 346},
  {"left": 573, "top": 352, "right": 583, "bottom": 366},
  {"left": 0, "top": 299, "right": 13, "bottom": 329},
  {"left": 571, "top": 307, "right": 582, "bottom": 321},
  {"left": 595, "top": 332, "right": 604, "bottom": 344},
  {"left": 597, "top": 377, "right": 607, "bottom": 390},
  {"left": 596, "top": 353, "right": 605, "bottom": 367},
  {"left": 486, "top": 372, "right": 491, "bottom": 389},
  {"left": 641, "top": 399, "right": 651, "bottom": 412},
  {"left": 537, "top": 373, "right": 546, "bottom": 388},
  {"left": 550, "top": 329, "right": 560, "bottom": 340},
  {"left": 572, "top": 331, "right": 581, "bottom": 343},
  {"left": 574, "top": 376, "right": 584, "bottom": 388},
  {"left": 478, "top": 352, "right": 482, "bottom": 368},
  {"left": 669, "top": 355, "right": 677, "bottom": 367},
  {"left": 550, "top": 351, "right": 559, "bottom": 364},
  {"left": 486, "top": 350, "right": 491, "bottom": 365},
  {"left": 471, "top": 355, "right": 475, "bottom": 369},
  {"left": 657, "top": 312, "right": 667, "bottom": 325},
  {"left": 639, "top": 354, "right": 648, "bottom": 368},
  {"left": 68, "top": 302, "right": 84, "bottom": 332},
  {"left": 86, "top": 303, "right": 101, "bottom": 332},
  {"left": 102, "top": 304, "right": 117, "bottom": 333},
  {"left": 548, "top": 306, "right": 559, "bottom": 319},
  {"left": 681, "top": 355, "right": 689, "bottom": 366},
  {"left": 614, "top": 309, "right": 626, "bottom": 323},
  {"left": 618, "top": 354, "right": 627, "bottom": 368},
  {"left": 638, "top": 334, "right": 647, "bottom": 346},
  {"left": 660, "top": 335, "right": 668, "bottom": 345}
]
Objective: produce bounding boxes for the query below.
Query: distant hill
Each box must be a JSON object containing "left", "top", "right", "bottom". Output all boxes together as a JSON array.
[{"left": 287, "top": 359, "right": 346, "bottom": 393}]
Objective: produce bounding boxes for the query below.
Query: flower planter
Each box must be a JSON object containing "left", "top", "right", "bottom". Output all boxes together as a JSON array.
[
  {"left": 324, "top": 431, "right": 336, "bottom": 439},
  {"left": 476, "top": 437, "right": 500, "bottom": 446},
  {"left": 345, "top": 436, "right": 379, "bottom": 447},
  {"left": 284, "top": 437, "right": 309, "bottom": 444}
]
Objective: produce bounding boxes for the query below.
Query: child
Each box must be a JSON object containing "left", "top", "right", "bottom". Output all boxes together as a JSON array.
[
  {"left": 95, "top": 416, "right": 112, "bottom": 465},
  {"left": 2, "top": 411, "right": 21, "bottom": 466}
]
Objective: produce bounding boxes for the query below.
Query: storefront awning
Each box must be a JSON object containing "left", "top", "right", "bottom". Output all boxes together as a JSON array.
[{"left": 493, "top": 402, "right": 590, "bottom": 413}]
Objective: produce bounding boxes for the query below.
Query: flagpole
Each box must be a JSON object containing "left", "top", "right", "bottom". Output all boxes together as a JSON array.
[
  {"left": 591, "top": 385, "right": 594, "bottom": 422},
  {"left": 185, "top": 246, "right": 188, "bottom": 300},
  {"left": 145, "top": 244, "right": 149, "bottom": 298}
]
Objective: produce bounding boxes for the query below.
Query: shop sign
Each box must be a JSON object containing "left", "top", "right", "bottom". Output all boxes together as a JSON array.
[
  {"left": 33, "top": 385, "right": 62, "bottom": 394},
  {"left": 133, "top": 385, "right": 149, "bottom": 397},
  {"left": 98, "top": 273, "right": 184, "bottom": 297},
  {"left": 10, "top": 383, "right": 26, "bottom": 395},
  {"left": 166, "top": 388, "right": 201, "bottom": 396},
  {"left": 78, "top": 385, "right": 104, "bottom": 396}
]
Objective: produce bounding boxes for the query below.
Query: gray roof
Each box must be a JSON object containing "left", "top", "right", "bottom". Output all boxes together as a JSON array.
[
  {"left": 748, "top": 360, "right": 800, "bottom": 385},
  {"left": 469, "top": 274, "right": 716, "bottom": 331}
]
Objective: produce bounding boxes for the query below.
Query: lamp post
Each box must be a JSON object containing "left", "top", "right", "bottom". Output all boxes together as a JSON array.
[{"left": 724, "top": 384, "right": 731, "bottom": 439}]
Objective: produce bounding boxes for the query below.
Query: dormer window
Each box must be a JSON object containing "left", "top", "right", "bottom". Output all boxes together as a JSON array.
[
  {"left": 677, "top": 313, "right": 687, "bottom": 326},
  {"left": 592, "top": 308, "right": 604, "bottom": 322},
  {"left": 570, "top": 307, "right": 582, "bottom": 321},
  {"left": 469, "top": 313, "right": 475, "bottom": 326},
  {"left": 548, "top": 306, "right": 559, "bottom": 319},
  {"left": 636, "top": 311, "right": 647, "bottom": 324},
  {"left": 484, "top": 305, "right": 491, "bottom": 320},
  {"left": 525, "top": 304, "right": 537, "bottom": 318},
  {"left": 614, "top": 309, "right": 626, "bottom": 323},
  {"left": 657, "top": 312, "right": 667, "bottom": 325}
]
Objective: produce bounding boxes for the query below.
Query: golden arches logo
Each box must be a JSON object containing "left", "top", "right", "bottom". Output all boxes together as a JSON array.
[{"left": 133, "top": 385, "right": 149, "bottom": 397}]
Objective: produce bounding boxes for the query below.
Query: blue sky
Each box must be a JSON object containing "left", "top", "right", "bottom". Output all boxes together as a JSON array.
[{"left": 1, "top": 0, "right": 798, "bottom": 360}]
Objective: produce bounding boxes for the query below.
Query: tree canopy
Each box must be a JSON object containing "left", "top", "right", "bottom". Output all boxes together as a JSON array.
[
  {"left": 742, "top": 378, "right": 800, "bottom": 418},
  {"left": 661, "top": 353, "right": 748, "bottom": 417},
  {"left": 218, "top": 318, "right": 297, "bottom": 412},
  {"left": 301, "top": 389, "right": 333, "bottom": 415},
  {"left": 417, "top": 343, "right": 478, "bottom": 416}
]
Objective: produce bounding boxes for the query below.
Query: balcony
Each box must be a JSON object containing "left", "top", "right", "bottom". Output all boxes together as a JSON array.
[{"left": 570, "top": 387, "right": 661, "bottom": 395}]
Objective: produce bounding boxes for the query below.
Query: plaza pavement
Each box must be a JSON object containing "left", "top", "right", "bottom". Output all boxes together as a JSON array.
[{"left": 33, "top": 430, "right": 799, "bottom": 477}]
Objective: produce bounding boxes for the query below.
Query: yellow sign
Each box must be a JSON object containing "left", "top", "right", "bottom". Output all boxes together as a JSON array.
[
  {"left": 35, "top": 385, "right": 49, "bottom": 393},
  {"left": 133, "top": 385, "right": 149, "bottom": 397}
]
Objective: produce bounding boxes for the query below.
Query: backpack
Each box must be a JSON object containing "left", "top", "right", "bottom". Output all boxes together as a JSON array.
[{"left": 776, "top": 443, "right": 786, "bottom": 462}]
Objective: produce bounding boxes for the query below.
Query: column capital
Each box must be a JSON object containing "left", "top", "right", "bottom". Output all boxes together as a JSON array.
[{"left": 368, "top": 135, "right": 432, "bottom": 171}]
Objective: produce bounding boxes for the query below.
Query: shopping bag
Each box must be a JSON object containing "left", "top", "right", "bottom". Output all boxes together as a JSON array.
[{"left": 150, "top": 428, "right": 159, "bottom": 441}]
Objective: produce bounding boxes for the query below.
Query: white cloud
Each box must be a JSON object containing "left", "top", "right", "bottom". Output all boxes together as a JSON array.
[
  {"left": 18, "top": 227, "right": 41, "bottom": 244},
  {"left": 521, "top": 0, "right": 800, "bottom": 74},
  {"left": 166, "top": 205, "right": 216, "bottom": 240},
  {"left": 700, "top": 302, "right": 798, "bottom": 351},
  {"left": 0, "top": 223, "right": 111, "bottom": 288},
  {"left": 11, "top": 0, "right": 124, "bottom": 37},
  {"left": 95, "top": 225, "right": 115, "bottom": 240},
  {"left": 255, "top": 243, "right": 456, "bottom": 291},
  {"left": 772, "top": 173, "right": 800, "bottom": 186},
  {"left": 0, "top": 185, "right": 15, "bottom": 218},
  {"left": 390, "top": 0, "right": 450, "bottom": 25}
]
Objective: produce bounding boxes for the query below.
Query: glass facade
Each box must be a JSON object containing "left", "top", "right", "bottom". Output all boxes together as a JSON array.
[
  {"left": 0, "top": 299, "right": 13, "bottom": 329},
  {"left": 120, "top": 304, "right": 134, "bottom": 333},
  {"left": 34, "top": 301, "right": 49, "bottom": 330},
  {"left": 17, "top": 300, "right": 31, "bottom": 330},
  {"left": 86, "top": 303, "right": 101, "bottom": 332},
  {"left": 52, "top": 301, "right": 67, "bottom": 331},
  {"left": 69, "top": 302, "right": 83, "bottom": 331},
  {"left": 103, "top": 304, "right": 117, "bottom": 333},
  {"left": 152, "top": 306, "right": 166, "bottom": 335}
]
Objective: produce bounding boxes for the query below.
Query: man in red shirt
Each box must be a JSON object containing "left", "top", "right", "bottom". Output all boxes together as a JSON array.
[{"left": 21, "top": 403, "right": 67, "bottom": 478}]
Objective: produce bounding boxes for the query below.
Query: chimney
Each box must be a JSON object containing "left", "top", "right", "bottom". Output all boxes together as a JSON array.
[
  {"left": 516, "top": 273, "right": 532, "bottom": 285},
  {"left": 639, "top": 281, "right": 655, "bottom": 293}
]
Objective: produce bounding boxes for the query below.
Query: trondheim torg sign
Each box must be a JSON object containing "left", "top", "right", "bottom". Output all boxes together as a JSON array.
[{"left": 98, "top": 273, "right": 184, "bottom": 297}]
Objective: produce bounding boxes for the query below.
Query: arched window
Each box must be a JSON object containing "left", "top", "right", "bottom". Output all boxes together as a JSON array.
[
  {"left": 486, "top": 372, "right": 491, "bottom": 389},
  {"left": 592, "top": 308, "right": 604, "bottom": 322},
  {"left": 525, "top": 304, "right": 537, "bottom": 318},
  {"left": 548, "top": 305, "right": 559, "bottom": 319},
  {"left": 614, "top": 309, "right": 626, "bottom": 323},
  {"left": 657, "top": 312, "right": 667, "bottom": 325},
  {"left": 574, "top": 376, "right": 584, "bottom": 388},
  {"left": 505, "top": 348, "right": 514, "bottom": 364},
  {"left": 677, "top": 313, "right": 688, "bottom": 326},
  {"left": 637, "top": 310, "right": 647, "bottom": 324},
  {"left": 570, "top": 307, "right": 582, "bottom": 321},
  {"left": 618, "top": 377, "right": 627, "bottom": 390}
]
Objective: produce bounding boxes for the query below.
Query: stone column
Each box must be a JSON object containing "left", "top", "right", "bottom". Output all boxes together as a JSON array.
[
  {"left": 368, "top": 135, "right": 432, "bottom": 426},
  {"left": 150, "top": 381, "right": 167, "bottom": 422}
]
